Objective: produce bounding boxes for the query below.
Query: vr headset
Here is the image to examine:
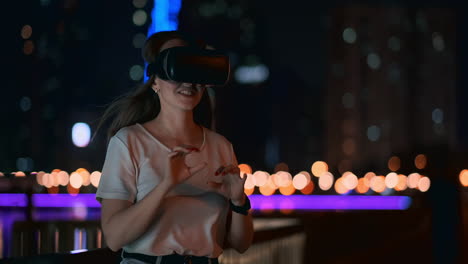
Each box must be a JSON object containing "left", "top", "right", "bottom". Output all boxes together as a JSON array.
[{"left": 146, "top": 46, "right": 230, "bottom": 86}]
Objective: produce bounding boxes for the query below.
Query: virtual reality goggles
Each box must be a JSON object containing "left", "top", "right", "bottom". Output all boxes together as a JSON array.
[{"left": 146, "top": 46, "right": 230, "bottom": 86}]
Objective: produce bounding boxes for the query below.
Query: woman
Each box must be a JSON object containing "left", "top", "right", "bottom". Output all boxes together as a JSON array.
[{"left": 95, "top": 31, "right": 254, "bottom": 264}]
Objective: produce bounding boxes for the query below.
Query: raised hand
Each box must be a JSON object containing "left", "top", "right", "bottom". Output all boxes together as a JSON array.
[
  {"left": 162, "top": 144, "right": 207, "bottom": 187},
  {"left": 206, "top": 165, "right": 248, "bottom": 204}
]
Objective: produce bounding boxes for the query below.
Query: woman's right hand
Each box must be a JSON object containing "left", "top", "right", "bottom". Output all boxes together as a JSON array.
[{"left": 162, "top": 145, "right": 207, "bottom": 187}]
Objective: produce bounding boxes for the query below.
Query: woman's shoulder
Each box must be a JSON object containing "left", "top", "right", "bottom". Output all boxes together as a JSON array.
[{"left": 112, "top": 123, "right": 144, "bottom": 144}]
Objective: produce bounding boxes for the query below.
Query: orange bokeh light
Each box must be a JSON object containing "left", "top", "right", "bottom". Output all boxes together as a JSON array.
[
  {"left": 259, "top": 184, "right": 276, "bottom": 196},
  {"left": 311, "top": 161, "right": 328, "bottom": 177},
  {"left": 388, "top": 156, "right": 401, "bottom": 171},
  {"left": 279, "top": 182, "right": 296, "bottom": 196},
  {"left": 415, "top": 154, "right": 427, "bottom": 170},
  {"left": 47, "top": 186, "right": 59, "bottom": 194},
  {"left": 300, "top": 181, "right": 314, "bottom": 195},
  {"left": 238, "top": 164, "right": 252, "bottom": 175},
  {"left": 67, "top": 184, "right": 80, "bottom": 196},
  {"left": 370, "top": 176, "right": 386, "bottom": 193},
  {"left": 356, "top": 178, "right": 370, "bottom": 194},
  {"left": 244, "top": 188, "right": 255, "bottom": 196},
  {"left": 395, "top": 174, "right": 408, "bottom": 191},
  {"left": 459, "top": 170, "right": 468, "bottom": 187},
  {"left": 334, "top": 178, "right": 349, "bottom": 194}
]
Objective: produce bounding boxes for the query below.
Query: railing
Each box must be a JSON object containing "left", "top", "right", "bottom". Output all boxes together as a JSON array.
[{"left": 3, "top": 217, "right": 305, "bottom": 264}]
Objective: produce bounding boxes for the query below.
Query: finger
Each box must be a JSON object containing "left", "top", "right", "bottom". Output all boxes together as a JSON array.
[
  {"left": 179, "top": 144, "right": 200, "bottom": 151},
  {"left": 189, "top": 162, "right": 207, "bottom": 176},
  {"left": 168, "top": 151, "right": 182, "bottom": 159},
  {"left": 172, "top": 146, "right": 199, "bottom": 154},
  {"left": 215, "top": 166, "right": 225, "bottom": 176}
]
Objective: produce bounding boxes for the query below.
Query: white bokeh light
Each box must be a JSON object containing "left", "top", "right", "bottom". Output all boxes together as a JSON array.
[{"left": 72, "top": 122, "right": 91, "bottom": 147}]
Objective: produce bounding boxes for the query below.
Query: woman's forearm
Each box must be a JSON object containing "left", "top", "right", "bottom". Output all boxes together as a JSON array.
[
  {"left": 228, "top": 197, "right": 254, "bottom": 253},
  {"left": 102, "top": 181, "right": 173, "bottom": 251}
]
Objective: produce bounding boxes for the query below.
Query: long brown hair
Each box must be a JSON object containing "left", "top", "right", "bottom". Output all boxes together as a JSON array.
[{"left": 94, "top": 31, "right": 212, "bottom": 142}]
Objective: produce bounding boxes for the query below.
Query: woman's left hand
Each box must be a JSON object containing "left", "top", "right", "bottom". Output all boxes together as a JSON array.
[{"left": 206, "top": 165, "right": 247, "bottom": 205}]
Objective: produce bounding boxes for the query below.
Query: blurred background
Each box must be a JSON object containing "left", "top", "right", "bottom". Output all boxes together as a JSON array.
[{"left": 2, "top": 0, "right": 468, "bottom": 263}]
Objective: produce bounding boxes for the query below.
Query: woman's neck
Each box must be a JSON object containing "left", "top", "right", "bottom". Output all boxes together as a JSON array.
[{"left": 152, "top": 110, "right": 200, "bottom": 140}]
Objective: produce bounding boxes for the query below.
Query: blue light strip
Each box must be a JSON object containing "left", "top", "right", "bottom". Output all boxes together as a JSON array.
[
  {"left": 144, "top": 0, "right": 182, "bottom": 82},
  {"left": 0, "top": 194, "right": 412, "bottom": 210}
]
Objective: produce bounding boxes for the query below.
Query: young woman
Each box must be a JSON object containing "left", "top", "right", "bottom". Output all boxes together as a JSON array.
[{"left": 95, "top": 31, "right": 254, "bottom": 264}]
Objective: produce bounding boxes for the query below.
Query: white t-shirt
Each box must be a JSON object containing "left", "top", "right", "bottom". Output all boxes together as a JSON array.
[{"left": 96, "top": 123, "right": 238, "bottom": 258}]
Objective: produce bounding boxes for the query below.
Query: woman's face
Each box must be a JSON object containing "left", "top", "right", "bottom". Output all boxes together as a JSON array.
[{"left": 152, "top": 38, "right": 206, "bottom": 112}]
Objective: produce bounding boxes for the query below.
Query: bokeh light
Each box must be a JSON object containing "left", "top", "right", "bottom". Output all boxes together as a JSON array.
[
  {"left": 460, "top": 170, "right": 468, "bottom": 187},
  {"left": 300, "top": 180, "right": 314, "bottom": 195},
  {"left": 90, "top": 171, "right": 101, "bottom": 188},
  {"left": 292, "top": 172, "right": 310, "bottom": 190},
  {"left": 70, "top": 172, "right": 83, "bottom": 189},
  {"left": 57, "top": 171, "right": 70, "bottom": 186},
  {"left": 367, "top": 125, "right": 381, "bottom": 142},
  {"left": 129, "top": 65, "right": 144, "bottom": 81},
  {"left": 388, "top": 156, "right": 401, "bottom": 171},
  {"left": 43, "top": 173, "right": 51, "bottom": 188},
  {"left": 21, "top": 25, "right": 33, "bottom": 39},
  {"left": 238, "top": 164, "right": 253, "bottom": 175},
  {"left": 274, "top": 162, "right": 289, "bottom": 172},
  {"left": 72, "top": 122, "right": 91, "bottom": 148},
  {"left": 244, "top": 187, "right": 254, "bottom": 196},
  {"left": 342, "top": 27, "right": 357, "bottom": 44},
  {"left": 67, "top": 184, "right": 80, "bottom": 196},
  {"left": 370, "top": 176, "right": 386, "bottom": 193},
  {"left": 395, "top": 174, "right": 408, "bottom": 191},
  {"left": 244, "top": 173, "right": 255, "bottom": 189},
  {"left": 252, "top": 171, "right": 269, "bottom": 187},
  {"left": 342, "top": 138, "right": 356, "bottom": 155},
  {"left": 334, "top": 177, "right": 349, "bottom": 195},
  {"left": 342, "top": 171, "right": 358, "bottom": 189},
  {"left": 318, "top": 172, "right": 334, "bottom": 191},
  {"left": 259, "top": 183, "right": 276, "bottom": 196},
  {"left": 132, "top": 0, "right": 147, "bottom": 8},
  {"left": 278, "top": 182, "right": 296, "bottom": 196},
  {"left": 23, "top": 40, "right": 34, "bottom": 55},
  {"left": 311, "top": 161, "right": 328, "bottom": 177},
  {"left": 364, "top": 172, "right": 376, "bottom": 184},
  {"left": 407, "top": 173, "right": 421, "bottom": 189},
  {"left": 133, "top": 10, "right": 148, "bottom": 26},
  {"left": 78, "top": 169, "right": 91, "bottom": 186},
  {"left": 356, "top": 178, "right": 370, "bottom": 194},
  {"left": 414, "top": 154, "right": 427, "bottom": 169},
  {"left": 367, "top": 53, "right": 381, "bottom": 70},
  {"left": 385, "top": 172, "right": 399, "bottom": 188},
  {"left": 15, "top": 171, "right": 26, "bottom": 177},
  {"left": 418, "top": 176, "right": 431, "bottom": 192},
  {"left": 274, "top": 171, "right": 292, "bottom": 187},
  {"left": 36, "top": 171, "right": 46, "bottom": 185}
]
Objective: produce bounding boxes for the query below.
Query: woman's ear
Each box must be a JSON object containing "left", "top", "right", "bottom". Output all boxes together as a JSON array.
[{"left": 151, "top": 78, "right": 159, "bottom": 93}]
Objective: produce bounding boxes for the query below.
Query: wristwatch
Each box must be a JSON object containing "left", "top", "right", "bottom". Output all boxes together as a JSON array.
[{"left": 229, "top": 195, "right": 251, "bottom": 215}]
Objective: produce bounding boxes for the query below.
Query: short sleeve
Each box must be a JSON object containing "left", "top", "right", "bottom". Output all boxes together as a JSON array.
[{"left": 96, "top": 136, "right": 137, "bottom": 203}]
